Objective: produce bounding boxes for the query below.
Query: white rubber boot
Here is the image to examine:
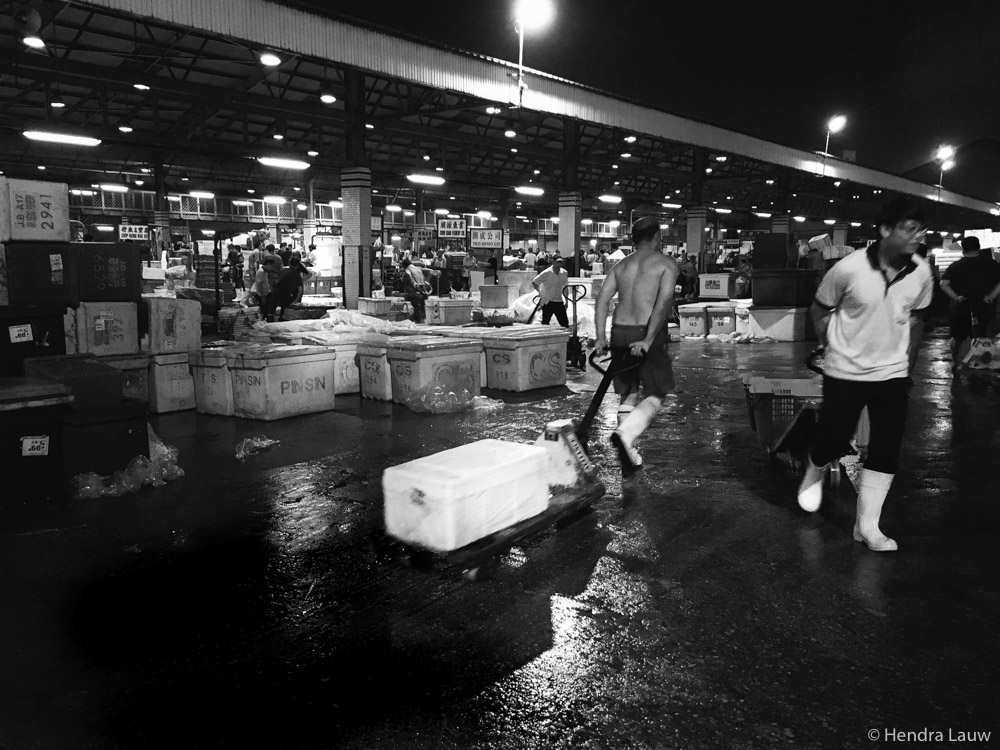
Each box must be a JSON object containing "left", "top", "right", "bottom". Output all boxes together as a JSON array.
[
  {"left": 853, "top": 469, "right": 897, "bottom": 552},
  {"left": 797, "top": 456, "right": 825, "bottom": 512},
  {"left": 612, "top": 397, "right": 660, "bottom": 471}
]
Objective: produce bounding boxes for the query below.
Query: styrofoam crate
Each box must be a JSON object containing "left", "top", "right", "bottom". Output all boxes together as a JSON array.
[
  {"left": 149, "top": 352, "right": 195, "bottom": 413},
  {"left": 677, "top": 303, "right": 708, "bottom": 337},
  {"left": 74, "top": 302, "right": 139, "bottom": 356},
  {"left": 230, "top": 345, "right": 336, "bottom": 420},
  {"left": 0, "top": 179, "right": 70, "bottom": 242},
  {"left": 142, "top": 296, "right": 202, "bottom": 354},
  {"left": 707, "top": 305, "right": 737, "bottom": 335},
  {"left": 479, "top": 285, "right": 520, "bottom": 309},
  {"left": 385, "top": 336, "right": 482, "bottom": 408},
  {"left": 357, "top": 343, "right": 392, "bottom": 401},
  {"left": 483, "top": 331, "right": 569, "bottom": 391},
  {"left": 383, "top": 439, "right": 550, "bottom": 551},
  {"left": 749, "top": 306, "right": 808, "bottom": 342}
]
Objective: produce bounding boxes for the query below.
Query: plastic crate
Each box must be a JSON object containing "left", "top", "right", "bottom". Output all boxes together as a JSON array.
[{"left": 743, "top": 375, "right": 822, "bottom": 451}]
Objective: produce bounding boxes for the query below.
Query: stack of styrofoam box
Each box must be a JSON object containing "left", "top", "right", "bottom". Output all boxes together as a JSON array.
[{"left": 141, "top": 296, "right": 202, "bottom": 413}]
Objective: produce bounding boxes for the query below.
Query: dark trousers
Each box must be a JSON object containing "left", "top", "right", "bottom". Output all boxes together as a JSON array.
[
  {"left": 810, "top": 376, "right": 910, "bottom": 474},
  {"left": 406, "top": 293, "right": 426, "bottom": 323},
  {"left": 266, "top": 292, "right": 295, "bottom": 321},
  {"left": 541, "top": 301, "right": 568, "bottom": 327},
  {"left": 950, "top": 299, "right": 995, "bottom": 343}
]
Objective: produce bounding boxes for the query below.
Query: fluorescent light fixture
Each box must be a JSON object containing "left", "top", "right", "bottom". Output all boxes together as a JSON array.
[
  {"left": 386, "top": 204, "right": 402, "bottom": 212},
  {"left": 504, "top": 129, "right": 516, "bottom": 138},
  {"left": 404, "top": 211, "right": 414, "bottom": 216},
  {"left": 705, "top": 167, "right": 713, "bottom": 174},
  {"left": 407, "top": 174, "right": 446, "bottom": 186},
  {"left": 133, "top": 180, "right": 144, "bottom": 186},
  {"left": 486, "top": 106, "right": 501, "bottom": 115},
  {"left": 167, "top": 195, "right": 181, "bottom": 201},
  {"left": 257, "top": 156, "right": 310, "bottom": 170},
  {"left": 435, "top": 166, "right": 444, "bottom": 172},
  {"left": 259, "top": 52, "right": 281, "bottom": 66},
  {"left": 37, "top": 166, "right": 45, "bottom": 170},
  {"left": 824, "top": 219, "right": 836, "bottom": 225},
  {"left": 793, "top": 215, "right": 806, "bottom": 222},
  {"left": 620, "top": 153, "right": 632, "bottom": 159},
  {"left": 715, "top": 155, "right": 728, "bottom": 162},
  {"left": 100, "top": 184, "right": 129, "bottom": 193},
  {"left": 515, "top": 215, "right": 528, "bottom": 219},
  {"left": 232, "top": 200, "right": 253, "bottom": 207},
  {"left": 189, "top": 191, "right": 214, "bottom": 199},
  {"left": 24, "top": 130, "right": 101, "bottom": 147},
  {"left": 609, "top": 220, "right": 621, "bottom": 228},
  {"left": 447, "top": 214, "right": 459, "bottom": 219},
  {"left": 391, "top": 235, "right": 402, "bottom": 241},
  {"left": 320, "top": 93, "right": 336, "bottom": 104},
  {"left": 598, "top": 194, "right": 622, "bottom": 204},
  {"left": 754, "top": 212, "right": 772, "bottom": 218},
  {"left": 515, "top": 186, "right": 544, "bottom": 196},
  {"left": 70, "top": 189, "right": 96, "bottom": 196},
  {"left": 95, "top": 225, "right": 115, "bottom": 232},
  {"left": 272, "top": 134, "right": 284, "bottom": 140},
  {"left": 624, "top": 135, "right": 637, "bottom": 143},
  {"left": 661, "top": 203, "right": 682, "bottom": 209},
  {"left": 477, "top": 211, "right": 492, "bottom": 219},
  {"left": 510, "top": 148, "right": 518, "bottom": 153},
  {"left": 329, "top": 200, "right": 343, "bottom": 209},
  {"left": 660, "top": 224, "right": 669, "bottom": 230},
  {"left": 263, "top": 196, "right": 287, "bottom": 204},
  {"left": 365, "top": 123, "right": 375, "bottom": 130},
  {"left": 118, "top": 126, "right": 133, "bottom": 133},
  {"left": 527, "top": 239, "right": 537, "bottom": 245},
  {"left": 133, "top": 83, "right": 150, "bottom": 91},
  {"left": 765, "top": 179, "right": 775, "bottom": 185},
  {"left": 307, "top": 149, "right": 319, "bottom": 157},
  {"left": 713, "top": 207, "right": 732, "bottom": 214},
  {"left": 296, "top": 203, "right": 307, "bottom": 210},
  {"left": 549, "top": 217, "right": 559, "bottom": 223},
  {"left": 581, "top": 219, "right": 593, "bottom": 226},
  {"left": 850, "top": 222, "right": 862, "bottom": 227},
  {"left": 434, "top": 208, "right": 449, "bottom": 215},
  {"left": 202, "top": 230, "right": 215, "bottom": 236},
  {"left": 23, "top": 35, "right": 45, "bottom": 49}
]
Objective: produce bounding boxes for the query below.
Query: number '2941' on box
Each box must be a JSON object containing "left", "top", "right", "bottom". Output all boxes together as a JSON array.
[{"left": 0, "top": 178, "right": 70, "bottom": 242}]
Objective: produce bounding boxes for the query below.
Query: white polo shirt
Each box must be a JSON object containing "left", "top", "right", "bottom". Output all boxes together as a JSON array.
[{"left": 815, "top": 245, "right": 933, "bottom": 381}]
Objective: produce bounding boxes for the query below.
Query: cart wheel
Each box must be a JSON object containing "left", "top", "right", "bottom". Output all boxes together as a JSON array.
[{"left": 463, "top": 557, "right": 499, "bottom": 582}]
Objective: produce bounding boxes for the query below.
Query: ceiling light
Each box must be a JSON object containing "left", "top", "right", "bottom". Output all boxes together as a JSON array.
[
  {"left": 247, "top": 188, "right": 256, "bottom": 194},
  {"left": 386, "top": 204, "right": 402, "bottom": 212},
  {"left": 202, "top": 230, "right": 215, "bottom": 237},
  {"left": 477, "top": 211, "right": 492, "bottom": 219},
  {"left": 99, "top": 184, "right": 129, "bottom": 193},
  {"left": 37, "top": 165, "right": 45, "bottom": 170},
  {"left": 705, "top": 167, "right": 713, "bottom": 174},
  {"left": 118, "top": 125, "right": 133, "bottom": 133},
  {"left": 23, "top": 35, "right": 45, "bottom": 49},
  {"left": 714, "top": 207, "right": 732, "bottom": 214},
  {"left": 95, "top": 225, "right": 115, "bottom": 232},
  {"left": 232, "top": 200, "right": 253, "bottom": 207},
  {"left": 133, "top": 180, "right": 144, "bottom": 186},
  {"left": 612, "top": 164, "right": 619, "bottom": 169},
  {"left": 133, "top": 83, "right": 150, "bottom": 91},
  {"left": 435, "top": 166, "right": 444, "bottom": 172},
  {"left": 422, "top": 155, "right": 431, "bottom": 161},
  {"left": 263, "top": 196, "right": 287, "bottom": 205},
  {"left": 365, "top": 123, "right": 375, "bottom": 130},
  {"left": 404, "top": 211, "right": 414, "bottom": 216},
  {"left": 581, "top": 219, "right": 593, "bottom": 226},
  {"left": 180, "top": 174, "right": 190, "bottom": 181},
  {"left": 434, "top": 208, "right": 448, "bottom": 215},
  {"left": 49, "top": 92, "right": 65, "bottom": 108},
  {"left": 661, "top": 203, "right": 682, "bottom": 209},
  {"left": 754, "top": 212, "right": 772, "bottom": 218},
  {"left": 70, "top": 189, "right": 96, "bottom": 196},
  {"left": 257, "top": 156, "right": 310, "bottom": 170},
  {"left": 272, "top": 133, "right": 284, "bottom": 140},
  {"left": 320, "top": 93, "right": 337, "bottom": 104},
  {"left": 659, "top": 224, "right": 669, "bottom": 230},
  {"left": 609, "top": 220, "right": 621, "bottom": 228},
  {"left": 329, "top": 200, "right": 343, "bottom": 208},
  {"left": 407, "top": 174, "right": 446, "bottom": 186},
  {"left": 486, "top": 106, "right": 501, "bottom": 115},
  {"left": 850, "top": 222, "right": 862, "bottom": 227},
  {"left": 189, "top": 191, "right": 214, "bottom": 199},
  {"left": 511, "top": 148, "right": 518, "bottom": 153},
  {"left": 259, "top": 52, "right": 281, "bottom": 66},
  {"left": 549, "top": 217, "right": 559, "bottom": 223},
  {"left": 504, "top": 129, "right": 516, "bottom": 138},
  {"left": 307, "top": 149, "right": 319, "bottom": 157},
  {"left": 598, "top": 194, "right": 621, "bottom": 204},
  {"left": 715, "top": 155, "right": 728, "bottom": 162},
  {"left": 297, "top": 203, "right": 307, "bottom": 210},
  {"left": 23, "top": 130, "right": 101, "bottom": 147},
  {"left": 533, "top": 169, "right": 541, "bottom": 175},
  {"left": 624, "top": 135, "right": 637, "bottom": 144},
  {"left": 167, "top": 195, "right": 181, "bottom": 201},
  {"left": 793, "top": 215, "right": 806, "bottom": 222},
  {"left": 515, "top": 186, "right": 544, "bottom": 196},
  {"left": 621, "top": 153, "right": 632, "bottom": 159},
  {"left": 823, "top": 219, "right": 836, "bottom": 225},
  {"left": 447, "top": 213, "right": 459, "bottom": 219}
]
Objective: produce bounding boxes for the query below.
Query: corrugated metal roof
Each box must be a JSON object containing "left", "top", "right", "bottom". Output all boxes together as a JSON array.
[{"left": 76, "top": 0, "right": 997, "bottom": 216}]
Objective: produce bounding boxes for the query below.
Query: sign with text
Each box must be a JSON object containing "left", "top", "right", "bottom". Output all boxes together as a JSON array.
[
  {"left": 437, "top": 218, "right": 467, "bottom": 239},
  {"left": 119, "top": 224, "right": 149, "bottom": 242},
  {"left": 414, "top": 227, "right": 435, "bottom": 243},
  {"left": 470, "top": 228, "right": 503, "bottom": 249}
]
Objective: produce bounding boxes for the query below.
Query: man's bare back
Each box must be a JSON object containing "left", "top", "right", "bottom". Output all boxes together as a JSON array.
[{"left": 609, "top": 250, "right": 680, "bottom": 327}]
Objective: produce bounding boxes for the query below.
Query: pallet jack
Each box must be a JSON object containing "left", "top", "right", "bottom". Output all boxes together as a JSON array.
[{"left": 563, "top": 284, "right": 588, "bottom": 371}]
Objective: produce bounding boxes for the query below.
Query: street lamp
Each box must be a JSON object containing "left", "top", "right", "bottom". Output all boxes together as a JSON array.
[
  {"left": 821, "top": 114, "right": 847, "bottom": 175},
  {"left": 512, "top": 0, "right": 554, "bottom": 107},
  {"left": 936, "top": 144, "right": 956, "bottom": 200}
]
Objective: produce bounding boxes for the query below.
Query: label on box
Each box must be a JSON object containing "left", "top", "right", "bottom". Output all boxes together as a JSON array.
[
  {"left": 49, "top": 254, "right": 63, "bottom": 271},
  {"left": 21, "top": 435, "right": 50, "bottom": 456},
  {"left": 9, "top": 323, "right": 33, "bottom": 343}
]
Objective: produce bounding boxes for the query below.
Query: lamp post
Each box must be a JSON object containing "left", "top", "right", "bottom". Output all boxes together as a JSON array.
[
  {"left": 822, "top": 114, "right": 847, "bottom": 175},
  {"left": 936, "top": 144, "right": 956, "bottom": 201},
  {"left": 512, "top": 0, "right": 554, "bottom": 107}
]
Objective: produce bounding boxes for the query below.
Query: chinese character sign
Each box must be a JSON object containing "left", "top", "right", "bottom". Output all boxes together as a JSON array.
[
  {"left": 469, "top": 229, "right": 503, "bottom": 249},
  {"left": 437, "top": 219, "right": 467, "bottom": 239}
]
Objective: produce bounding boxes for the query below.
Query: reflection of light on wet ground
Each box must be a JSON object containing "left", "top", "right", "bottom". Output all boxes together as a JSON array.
[{"left": 502, "top": 547, "right": 528, "bottom": 569}]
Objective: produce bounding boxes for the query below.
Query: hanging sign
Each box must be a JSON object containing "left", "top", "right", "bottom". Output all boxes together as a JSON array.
[
  {"left": 437, "top": 218, "right": 467, "bottom": 239},
  {"left": 119, "top": 225, "right": 149, "bottom": 242},
  {"left": 470, "top": 229, "right": 503, "bottom": 249},
  {"left": 414, "top": 227, "right": 436, "bottom": 243}
]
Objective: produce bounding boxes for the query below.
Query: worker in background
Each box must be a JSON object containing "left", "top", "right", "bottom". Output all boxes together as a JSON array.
[
  {"left": 267, "top": 257, "right": 306, "bottom": 322},
  {"left": 939, "top": 236, "right": 1000, "bottom": 371},
  {"left": 523, "top": 246, "right": 538, "bottom": 271},
  {"left": 594, "top": 217, "right": 679, "bottom": 474},
  {"left": 400, "top": 258, "right": 429, "bottom": 323},
  {"left": 797, "top": 196, "right": 933, "bottom": 552},
  {"left": 532, "top": 256, "right": 570, "bottom": 327},
  {"left": 462, "top": 248, "right": 478, "bottom": 291}
]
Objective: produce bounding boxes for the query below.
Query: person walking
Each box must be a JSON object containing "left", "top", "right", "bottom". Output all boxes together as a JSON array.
[
  {"left": 939, "top": 236, "right": 1000, "bottom": 371},
  {"left": 531, "top": 256, "right": 570, "bottom": 327},
  {"left": 400, "top": 258, "right": 429, "bottom": 323},
  {"left": 594, "top": 217, "right": 680, "bottom": 473},
  {"left": 797, "top": 197, "right": 934, "bottom": 552}
]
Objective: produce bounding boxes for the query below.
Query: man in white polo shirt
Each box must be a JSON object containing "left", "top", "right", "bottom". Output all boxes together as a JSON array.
[{"left": 797, "top": 197, "right": 933, "bottom": 552}]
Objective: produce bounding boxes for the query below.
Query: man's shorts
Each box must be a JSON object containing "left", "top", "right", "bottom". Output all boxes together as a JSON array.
[{"left": 610, "top": 324, "right": 674, "bottom": 398}]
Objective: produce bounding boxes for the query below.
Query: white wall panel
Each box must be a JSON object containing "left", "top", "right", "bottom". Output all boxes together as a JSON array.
[{"left": 80, "top": 0, "right": 995, "bottom": 216}]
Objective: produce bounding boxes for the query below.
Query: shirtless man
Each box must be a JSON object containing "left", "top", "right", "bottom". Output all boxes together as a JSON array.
[{"left": 594, "top": 216, "right": 680, "bottom": 472}]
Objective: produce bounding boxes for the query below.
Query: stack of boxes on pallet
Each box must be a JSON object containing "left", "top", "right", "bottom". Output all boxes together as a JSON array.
[{"left": 746, "top": 232, "right": 819, "bottom": 341}]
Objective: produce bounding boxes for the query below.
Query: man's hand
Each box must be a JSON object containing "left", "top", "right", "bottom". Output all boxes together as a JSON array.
[
  {"left": 630, "top": 340, "right": 651, "bottom": 357},
  {"left": 955, "top": 294, "right": 967, "bottom": 303},
  {"left": 594, "top": 337, "right": 608, "bottom": 354}
]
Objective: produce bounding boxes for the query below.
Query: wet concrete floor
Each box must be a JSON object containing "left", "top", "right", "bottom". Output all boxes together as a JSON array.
[{"left": 2, "top": 329, "right": 998, "bottom": 749}]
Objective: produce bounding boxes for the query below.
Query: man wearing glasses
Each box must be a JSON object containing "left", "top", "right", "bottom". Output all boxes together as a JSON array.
[{"left": 797, "top": 196, "right": 934, "bottom": 552}]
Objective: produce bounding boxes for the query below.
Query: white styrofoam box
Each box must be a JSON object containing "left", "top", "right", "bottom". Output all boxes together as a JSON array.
[
  {"left": 142, "top": 296, "right": 202, "bottom": 353},
  {"left": 677, "top": 303, "right": 708, "bottom": 337},
  {"left": 0, "top": 179, "right": 70, "bottom": 242},
  {"left": 383, "top": 439, "right": 550, "bottom": 552},
  {"left": 63, "top": 307, "right": 78, "bottom": 353},
  {"left": 735, "top": 301, "right": 751, "bottom": 335},
  {"left": 699, "top": 273, "right": 735, "bottom": 300},
  {"left": 590, "top": 275, "right": 607, "bottom": 299},
  {"left": 497, "top": 270, "right": 535, "bottom": 295},
  {"left": 74, "top": 302, "right": 139, "bottom": 356},
  {"left": 422, "top": 326, "right": 500, "bottom": 389},
  {"left": 149, "top": 352, "right": 196, "bottom": 413},
  {"left": 188, "top": 347, "right": 248, "bottom": 416},
  {"left": 97, "top": 353, "right": 151, "bottom": 402},
  {"left": 748, "top": 306, "right": 809, "bottom": 342},
  {"left": 357, "top": 343, "right": 392, "bottom": 400},
  {"left": 479, "top": 285, "right": 520, "bottom": 309},
  {"left": 427, "top": 298, "right": 474, "bottom": 325},
  {"left": 358, "top": 297, "right": 393, "bottom": 316},
  {"left": 229, "top": 345, "right": 336, "bottom": 420},
  {"left": 706, "top": 305, "right": 736, "bottom": 335},
  {"left": 385, "top": 336, "right": 482, "bottom": 407},
  {"left": 483, "top": 329, "right": 569, "bottom": 391},
  {"left": 808, "top": 233, "right": 833, "bottom": 250}
]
